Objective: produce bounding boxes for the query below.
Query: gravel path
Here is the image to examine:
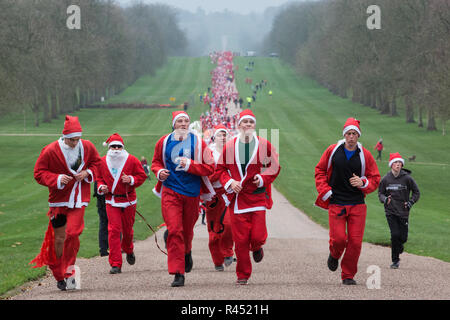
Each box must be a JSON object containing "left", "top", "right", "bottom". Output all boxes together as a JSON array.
[{"left": 10, "top": 188, "right": 450, "bottom": 300}]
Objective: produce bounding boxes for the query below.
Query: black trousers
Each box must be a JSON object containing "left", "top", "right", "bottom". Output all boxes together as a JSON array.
[
  {"left": 386, "top": 214, "right": 409, "bottom": 263},
  {"left": 98, "top": 206, "right": 109, "bottom": 254}
]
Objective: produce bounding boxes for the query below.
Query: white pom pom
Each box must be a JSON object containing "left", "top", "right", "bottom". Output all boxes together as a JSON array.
[{"left": 102, "top": 141, "right": 107, "bottom": 147}]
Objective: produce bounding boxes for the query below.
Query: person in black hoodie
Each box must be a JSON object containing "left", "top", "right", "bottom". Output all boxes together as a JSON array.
[{"left": 378, "top": 152, "right": 420, "bottom": 269}]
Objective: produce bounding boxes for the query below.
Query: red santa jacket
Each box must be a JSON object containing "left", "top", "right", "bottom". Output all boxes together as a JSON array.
[
  {"left": 151, "top": 132, "right": 216, "bottom": 202},
  {"left": 96, "top": 152, "right": 148, "bottom": 207},
  {"left": 34, "top": 139, "right": 102, "bottom": 208},
  {"left": 216, "top": 133, "right": 281, "bottom": 214},
  {"left": 314, "top": 139, "right": 380, "bottom": 209}
]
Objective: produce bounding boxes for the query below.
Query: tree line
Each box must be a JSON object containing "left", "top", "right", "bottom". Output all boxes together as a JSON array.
[
  {"left": 263, "top": 0, "right": 450, "bottom": 134},
  {"left": 0, "top": 0, "right": 187, "bottom": 126}
]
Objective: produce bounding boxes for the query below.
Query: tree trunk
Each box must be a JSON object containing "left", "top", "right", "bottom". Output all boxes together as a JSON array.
[
  {"left": 405, "top": 95, "right": 415, "bottom": 123},
  {"left": 42, "top": 93, "right": 50, "bottom": 123},
  {"left": 379, "top": 91, "right": 390, "bottom": 114},
  {"left": 31, "top": 103, "right": 39, "bottom": 127},
  {"left": 51, "top": 92, "right": 58, "bottom": 119},
  {"left": 418, "top": 106, "right": 423, "bottom": 127},
  {"left": 390, "top": 92, "right": 399, "bottom": 116},
  {"left": 427, "top": 108, "right": 437, "bottom": 131}
]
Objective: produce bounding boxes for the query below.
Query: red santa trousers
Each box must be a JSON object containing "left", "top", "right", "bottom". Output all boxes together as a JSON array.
[
  {"left": 328, "top": 204, "right": 367, "bottom": 280},
  {"left": 106, "top": 204, "right": 136, "bottom": 268},
  {"left": 30, "top": 207, "right": 85, "bottom": 281},
  {"left": 230, "top": 209, "right": 267, "bottom": 280},
  {"left": 161, "top": 187, "right": 199, "bottom": 275},
  {"left": 205, "top": 196, "right": 234, "bottom": 266}
]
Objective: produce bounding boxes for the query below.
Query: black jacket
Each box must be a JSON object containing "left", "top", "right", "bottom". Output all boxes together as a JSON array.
[{"left": 378, "top": 169, "right": 420, "bottom": 217}]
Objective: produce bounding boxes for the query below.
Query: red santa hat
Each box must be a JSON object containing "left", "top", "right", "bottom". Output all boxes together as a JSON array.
[
  {"left": 238, "top": 109, "right": 256, "bottom": 125},
  {"left": 342, "top": 117, "right": 361, "bottom": 137},
  {"left": 102, "top": 133, "right": 124, "bottom": 147},
  {"left": 213, "top": 124, "right": 229, "bottom": 137},
  {"left": 172, "top": 110, "right": 190, "bottom": 127},
  {"left": 62, "top": 115, "right": 82, "bottom": 138},
  {"left": 389, "top": 152, "right": 404, "bottom": 167}
]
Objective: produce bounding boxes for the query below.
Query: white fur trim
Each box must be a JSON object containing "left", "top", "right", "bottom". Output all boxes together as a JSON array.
[
  {"left": 57, "top": 175, "right": 65, "bottom": 190},
  {"left": 84, "top": 169, "right": 94, "bottom": 183},
  {"left": 321, "top": 190, "right": 333, "bottom": 201},
  {"left": 97, "top": 184, "right": 107, "bottom": 195},
  {"left": 172, "top": 113, "right": 190, "bottom": 127},
  {"left": 62, "top": 132, "right": 82, "bottom": 138},
  {"left": 183, "top": 158, "right": 191, "bottom": 172},
  {"left": 156, "top": 169, "right": 165, "bottom": 181},
  {"left": 343, "top": 125, "right": 361, "bottom": 137},
  {"left": 152, "top": 187, "right": 162, "bottom": 198},
  {"left": 360, "top": 176, "right": 369, "bottom": 189},
  {"left": 224, "top": 179, "right": 235, "bottom": 193},
  {"left": 255, "top": 174, "right": 264, "bottom": 188},
  {"left": 238, "top": 115, "right": 256, "bottom": 125},
  {"left": 389, "top": 158, "right": 404, "bottom": 168},
  {"left": 129, "top": 175, "right": 135, "bottom": 186}
]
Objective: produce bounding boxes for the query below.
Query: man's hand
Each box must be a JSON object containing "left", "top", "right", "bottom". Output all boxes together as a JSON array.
[
  {"left": 60, "top": 174, "right": 73, "bottom": 185},
  {"left": 253, "top": 175, "right": 261, "bottom": 186},
  {"left": 99, "top": 185, "right": 109, "bottom": 194},
  {"left": 385, "top": 195, "right": 392, "bottom": 205},
  {"left": 74, "top": 170, "right": 89, "bottom": 182},
  {"left": 349, "top": 173, "right": 363, "bottom": 188},
  {"left": 178, "top": 157, "right": 189, "bottom": 168},
  {"left": 121, "top": 173, "right": 132, "bottom": 184},
  {"left": 159, "top": 169, "right": 170, "bottom": 181},
  {"left": 230, "top": 180, "right": 242, "bottom": 193}
]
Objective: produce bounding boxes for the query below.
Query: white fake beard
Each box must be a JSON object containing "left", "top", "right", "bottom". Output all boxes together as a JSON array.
[
  {"left": 61, "top": 139, "right": 81, "bottom": 168},
  {"left": 106, "top": 149, "right": 128, "bottom": 175}
]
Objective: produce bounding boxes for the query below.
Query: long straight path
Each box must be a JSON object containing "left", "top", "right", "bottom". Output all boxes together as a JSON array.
[{"left": 11, "top": 188, "right": 450, "bottom": 300}]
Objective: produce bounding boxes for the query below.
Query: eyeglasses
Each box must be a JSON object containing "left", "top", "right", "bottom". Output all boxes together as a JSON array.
[{"left": 110, "top": 145, "right": 123, "bottom": 149}]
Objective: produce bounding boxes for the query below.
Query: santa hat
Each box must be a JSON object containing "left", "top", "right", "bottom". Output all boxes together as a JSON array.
[
  {"left": 342, "top": 117, "right": 361, "bottom": 137},
  {"left": 102, "top": 133, "right": 124, "bottom": 147},
  {"left": 238, "top": 109, "right": 256, "bottom": 125},
  {"left": 172, "top": 111, "right": 190, "bottom": 127},
  {"left": 62, "top": 115, "right": 82, "bottom": 138},
  {"left": 389, "top": 152, "right": 404, "bottom": 167},
  {"left": 213, "top": 124, "right": 229, "bottom": 137}
]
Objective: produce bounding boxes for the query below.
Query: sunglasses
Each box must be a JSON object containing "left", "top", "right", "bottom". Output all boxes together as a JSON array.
[{"left": 110, "top": 145, "right": 123, "bottom": 149}]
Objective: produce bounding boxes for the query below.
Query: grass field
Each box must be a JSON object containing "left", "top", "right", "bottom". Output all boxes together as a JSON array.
[{"left": 0, "top": 56, "right": 449, "bottom": 296}]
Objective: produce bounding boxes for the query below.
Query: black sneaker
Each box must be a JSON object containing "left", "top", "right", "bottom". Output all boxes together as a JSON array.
[
  {"left": 342, "top": 278, "right": 357, "bottom": 285},
  {"left": 171, "top": 273, "right": 185, "bottom": 287},
  {"left": 110, "top": 266, "right": 122, "bottom": 274},
  {"left": 327, "top": 254, "right": 339, "bottom": 272},
  {"left": 185, "top": 252, "right": 193, "bottom": 273},
  {"left": 126, "top": 252, "right": 136, "bottom": 265},
  {"left": 57, "top": 280, "right": 66, "bottom": 291},
  {"left": 390, "top": 261, "right": 400, "bottom": 269},
  {"left": 215, "top": 265, "right": 224, "bottom": 272},
  {"left": 100, "top": 250, "right": 109, "bottom": 257},
  {"left": 252, "top": 248, "right": 264, "bottom": 263}
]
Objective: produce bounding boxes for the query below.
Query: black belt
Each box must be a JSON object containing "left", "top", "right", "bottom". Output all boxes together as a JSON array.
[{"left": 112, "top": 193, "right": 130, "bottom": 198}]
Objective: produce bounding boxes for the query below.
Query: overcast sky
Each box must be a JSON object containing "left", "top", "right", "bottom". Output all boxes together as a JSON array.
[{"left": 115, "top": 0, "right": 296, "bottom": 14}]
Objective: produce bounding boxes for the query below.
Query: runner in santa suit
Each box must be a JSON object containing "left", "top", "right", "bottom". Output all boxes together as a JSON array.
[
  {"left": 30, "top": 115, "right": 102, "bottom": 291},
  {"left": 95, "top": 133, "right": 147, "bottom": 274},
  {"left": 205, "top": 125, "right": 234, "bottom": 272},
  {"left": 151, "top": 111, "right": 215, "bottom": 287},
  {"left": 216, "top": 109, "right": 281, "bottom": 285},
  {"left": 315, "top": 117, "right": 380, "bottom": 285}
]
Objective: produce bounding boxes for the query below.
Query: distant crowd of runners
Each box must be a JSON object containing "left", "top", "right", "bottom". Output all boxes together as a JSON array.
[{"left": 30, "top": 51, "right": 419, "bottom": 291}]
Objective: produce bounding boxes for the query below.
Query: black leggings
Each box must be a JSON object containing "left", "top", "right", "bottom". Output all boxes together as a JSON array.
[{"left": 386, "top": 214, "right": 409, "bottom": 263}]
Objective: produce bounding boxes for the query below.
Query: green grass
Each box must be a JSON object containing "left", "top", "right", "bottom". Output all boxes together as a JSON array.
[
  {"left": 0, "top": 56, "right": 449, "bottom": 296},
  {"left": 0, "top": 57, "right": 213, "bottom": 296},
  {"left": 234, "top": 56, "right": 450, "bottom": 262}
]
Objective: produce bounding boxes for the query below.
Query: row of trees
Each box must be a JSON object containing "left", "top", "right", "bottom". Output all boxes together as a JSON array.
[
  {"left": 0, "top": 0, "right": 187, "bottom": 126},
  {"left": 264, "top": 0, "right": 450, "bottom": 134}
]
